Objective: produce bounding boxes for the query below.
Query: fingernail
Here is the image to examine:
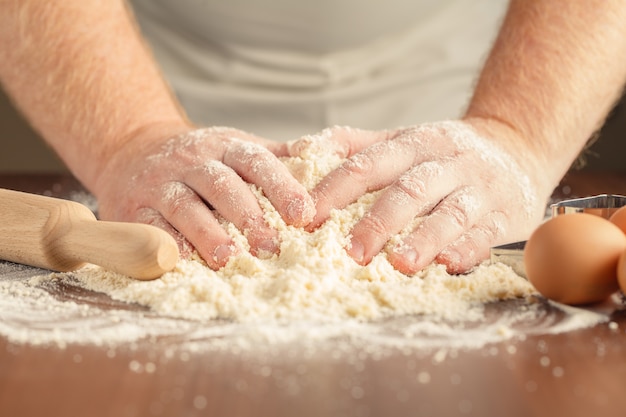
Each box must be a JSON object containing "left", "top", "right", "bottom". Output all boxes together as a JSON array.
[
  {"left": 256, "top": 238, "right": 280, "bottom": 259},
  {"left": 305, "top": 215, "right": 323, "bottom": 232},
  {"left": 391, "top": 243, "right": 418, "bottom": 267},
  {"left": 347, "top": 239, "right": 365, "bottom": 264},
  {"left": 438, "top": 249, "right": 461, "bottom": 272},
  {"left": 214, "top": 244, "right": 235, "bottom": 266},
  {"left": 287, "top": 197, "right": 316, "bottom": 226}
]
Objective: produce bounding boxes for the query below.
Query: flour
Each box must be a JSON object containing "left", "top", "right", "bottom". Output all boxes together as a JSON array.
[
  {"left": 52, "top": 133, "right": 537, "bottom": 323},
  {"left": 0, "top": 127, "right": 612, "bottom": 353}
]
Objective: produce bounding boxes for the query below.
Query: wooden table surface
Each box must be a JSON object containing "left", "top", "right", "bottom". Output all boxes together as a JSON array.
[{"left": 1, "top": 171, "right": 626, "bottom": 417}]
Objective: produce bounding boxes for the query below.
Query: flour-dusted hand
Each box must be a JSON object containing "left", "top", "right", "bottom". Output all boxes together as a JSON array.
[
  {"left": 94, "top": 127, "right": 315, "bottom": 269},
  {"left": 295, "top": 121, "right": 554, "bottom": 274}
]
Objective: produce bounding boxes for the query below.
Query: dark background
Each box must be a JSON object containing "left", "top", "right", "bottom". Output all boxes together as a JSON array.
[{"left": 1, "top": 87, "right": 624, "bottom": 173}]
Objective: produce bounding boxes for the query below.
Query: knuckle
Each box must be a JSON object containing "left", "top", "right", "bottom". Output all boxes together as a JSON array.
[
  {"left": 160, "top": 183, "right": 194, "bottom": 217},
  {"left": 471, "top": 211, "right": 507, "bottom": 246},
  {"left": 246, "top": 149, "right": 273, "bottom": 174},
  {"left": 441, "top": 202, "right": 470, "bottom": 230},
  {"left": 209, "top": 176, "right": 231, "bottom": 198},
  {"left": 341, "top": 152, "right": 376, "bottom": 178},
  {"left": 482, "top": 212, "right": 507, "bottom": 240},
  {"left": 359, "top": 212, "right": 391, "bottom": 236},
  {"left": 166, "top": 196, "right": 191, "bottom": 217},
  {"left": 412, "top": 220, "right": 443, "bottom": 248},
  {"left": 312, "top": 183, "right": 333, "bottom": 206},
  {"left": 228, "top": 141, "right": 273, "bottom": 172},
  {"left": 202, "top": 163, "right": 235, "bottom": 202},
  {"left": 396, "top": 175, "right": 426, "bottom": 202},
  {"left": 134, "top": 208, "right": 163, "bottom": 226}
]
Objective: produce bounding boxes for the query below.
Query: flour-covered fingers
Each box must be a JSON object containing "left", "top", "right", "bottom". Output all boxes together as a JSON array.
[
  {"left": 308, "top": 138, "right": 417, "bottom": 230},
  {"left": 386, "top": 188, "right": 485, "bottom": 274},
  {"left": 155, "top": 181, "right": 240, "bottom": 269},
  {"left": 436, "top": 212, "right": 508, "bottom": 274},
  {"left": 133, "top": 206, "right": 194, "bottom": 258},
  {"left": 286, "top": 126, "right": 393, "bottom": 159},
  {"left": 345, "top": 162, "right": 457, "bottom": 265},
  {"left": 222, "top": 139, "right": 315, "bottom": 227},
  {"left": 184, "top": 163, "right": 281, "bottom": 259}
]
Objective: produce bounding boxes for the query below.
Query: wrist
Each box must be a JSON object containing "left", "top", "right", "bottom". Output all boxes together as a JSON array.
[{"left": 461, "top": 116, "right": 559, "bottom": 204}]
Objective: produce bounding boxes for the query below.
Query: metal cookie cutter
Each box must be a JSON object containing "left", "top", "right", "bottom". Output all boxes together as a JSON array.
[{"left": 489, "top": 194, "right": 626, "bottom": 278}]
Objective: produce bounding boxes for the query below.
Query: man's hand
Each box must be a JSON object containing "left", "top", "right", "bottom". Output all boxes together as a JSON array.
[
  {"left": 292, "top": 121, "right": 551, "bottom": 274},
  {"left": 95, "top": 127, "right": 315, "bottom": 269}
]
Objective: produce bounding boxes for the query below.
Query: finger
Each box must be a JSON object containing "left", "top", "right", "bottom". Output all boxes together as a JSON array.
[
  {"left": 345, "top": 161, "right": 457, "bottom": 265},
  {"left": 156, "top": 181, "right": 240, "bottom": 270},
  {"left": 436, "top": 211, "right": 507, "bottom": 274},
  {"left": 386, "top": 188, "right": 485, "bottom": 274},
  {"left": 307, "top": 138, "right": 419, "bottom": 230},
  {"left": 230, "top": 130, "right": 292, "bottom": 158},
  {"left": 286, "top": 127, "right": 394, "bottom": 159},
  {"left": 204, "top": 126, "right": 271, "bottom": 147},
  {"left": 223, "top": 139, "right": 315, "bottom": 227},
  {"left": 134, "top": 207, "right": 195, "bottom": 259},
  {"left": 185, "top": 163, "right": 281, "bottom": 259},
  {"left": 266, "top": 141, "right": 290, "bottom": 158}
]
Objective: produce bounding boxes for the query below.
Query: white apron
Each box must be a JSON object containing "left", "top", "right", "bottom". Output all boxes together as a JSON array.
[{"left": 129, "top": 0, "right": 508, "bottom": 141}]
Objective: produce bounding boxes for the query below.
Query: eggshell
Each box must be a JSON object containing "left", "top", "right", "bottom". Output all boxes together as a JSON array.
[
  {"left": 524, "top": 213, "right": 626, "bottom": 305},
  {"left": 609, "top": 205, "right": 626, "bottom": 234}
]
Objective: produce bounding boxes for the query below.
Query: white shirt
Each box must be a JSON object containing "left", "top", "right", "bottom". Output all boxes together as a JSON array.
[{"left": 129, "top": 0, "right": 508, "bottom": 141}]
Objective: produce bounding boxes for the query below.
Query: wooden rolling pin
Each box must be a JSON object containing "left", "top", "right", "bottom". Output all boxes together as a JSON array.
[{"left": 0, "top": 188, "right": 179, "bottom": 280}]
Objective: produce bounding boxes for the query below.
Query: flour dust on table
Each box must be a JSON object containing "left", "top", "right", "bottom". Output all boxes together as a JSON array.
[{"left": 0, "top": 127, "right": 614, "bottom": 354}]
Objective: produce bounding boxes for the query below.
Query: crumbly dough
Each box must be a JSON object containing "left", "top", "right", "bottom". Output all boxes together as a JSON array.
[{"left": 62, "top": 132, "right": 537, "bottom": 324}]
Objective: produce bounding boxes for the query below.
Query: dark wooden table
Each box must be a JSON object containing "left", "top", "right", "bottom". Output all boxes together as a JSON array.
[{"left": 1, "top": 171, "right": 626, "bottom": 417}]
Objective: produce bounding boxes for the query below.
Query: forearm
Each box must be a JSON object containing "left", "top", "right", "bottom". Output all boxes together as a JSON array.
[
  {"left": 0, "top": 1, "right": 191, "bottom": 190},
  {"left": 465, "top": 0, "right": 626, "bottom": 183}
]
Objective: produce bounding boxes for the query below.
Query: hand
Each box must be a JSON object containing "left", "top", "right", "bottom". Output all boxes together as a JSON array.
[
  {"left": 93, "top": 127, "right": 315, "bottom": 269},
  {"left": 293, "top": 120, "right": 553, "bottom": 274}
]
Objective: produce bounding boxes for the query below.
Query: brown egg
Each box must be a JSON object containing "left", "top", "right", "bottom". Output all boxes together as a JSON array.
[
  {"left": 617, "top": 249, "right": 626, "bottom": 294},
  {"left": 524, "top": 213, "right": 626, "bottom": 305},
  {"left": 609, "top": 205, "right": 626, "bottom": 234}
]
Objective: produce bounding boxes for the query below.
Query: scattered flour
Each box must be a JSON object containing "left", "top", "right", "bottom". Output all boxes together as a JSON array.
[{"left": 0, "top": 131, "right": 612, "bottom": 353}]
